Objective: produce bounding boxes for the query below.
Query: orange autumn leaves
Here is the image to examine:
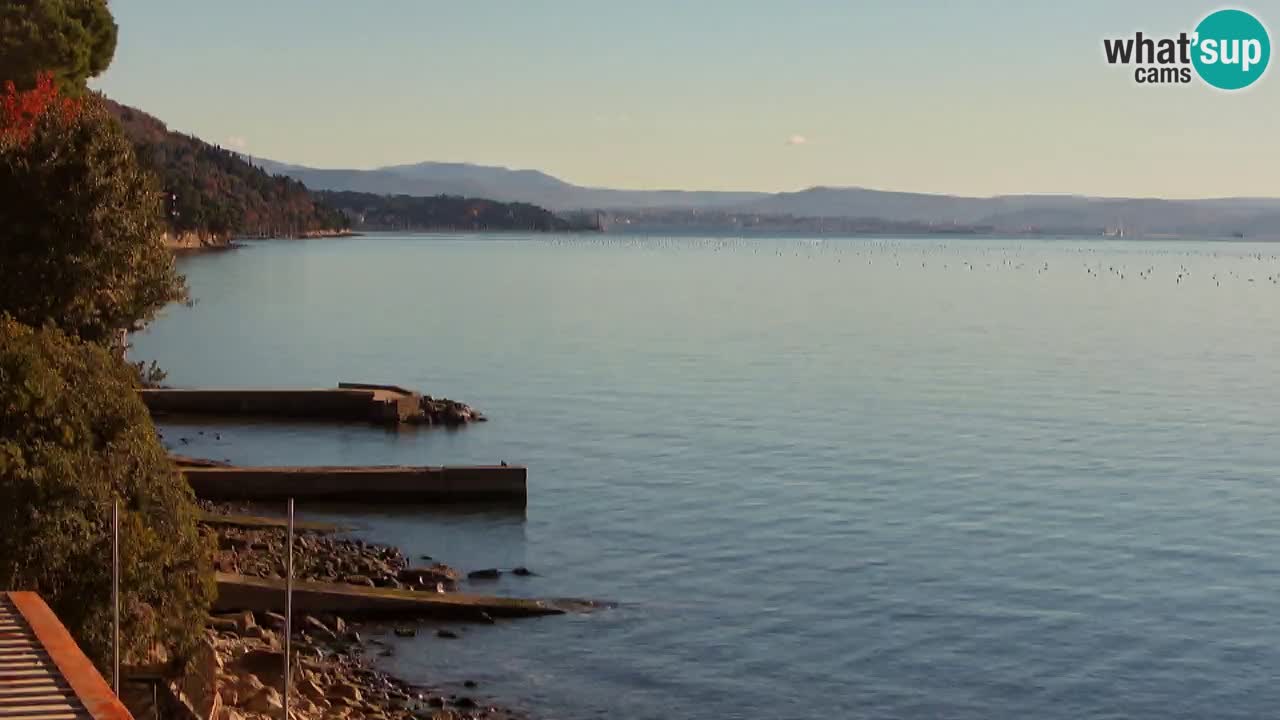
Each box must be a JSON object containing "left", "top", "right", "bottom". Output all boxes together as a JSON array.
[{"left": 1, "top": 72, "right": 81, "bottom": 146}]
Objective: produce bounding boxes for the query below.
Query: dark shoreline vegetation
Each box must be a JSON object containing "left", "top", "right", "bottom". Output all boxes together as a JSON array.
[
  {"left": 318, "top": 191, "right": 603, "bottom": 233},
  {"left": 105, "top": 102, "right": 599, "bottom": 252},
  {"left": 106, "top": 101, "right": 351, "bottom": 241}
]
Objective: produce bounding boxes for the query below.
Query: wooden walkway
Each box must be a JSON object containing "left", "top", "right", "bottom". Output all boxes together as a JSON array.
[{"left": 0, "top": 592, "right": 132, "bottom": 720}]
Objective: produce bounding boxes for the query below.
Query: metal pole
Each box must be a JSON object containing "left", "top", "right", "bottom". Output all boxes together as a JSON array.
[
  {"left": 283, "top": 498, "right": 294, "bottom": 720},
  {"left": 112, "top": 500, "right": 120, "bottom": 696}
]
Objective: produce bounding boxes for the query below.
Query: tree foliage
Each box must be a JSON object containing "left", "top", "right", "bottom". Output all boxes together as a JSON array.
[
  {"left": 320, "top": 190, "right": 596, "bottom": 232},
  {"left": 0, "top": 0, "right": 117, "bottom": 91},
  {"left": 0, "top": 317, "right": 214, "bottom": 671},
  {"left": 0, "top": 76, "right": 187, "bottom": 343}
]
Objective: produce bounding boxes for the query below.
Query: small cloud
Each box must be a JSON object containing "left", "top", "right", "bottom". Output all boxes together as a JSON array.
[
  {"left": 786, "top": 134, "right": 808, "bottom": 146},
  {"left": 225, "top": 136, "right": 248, "bottom": 151}
]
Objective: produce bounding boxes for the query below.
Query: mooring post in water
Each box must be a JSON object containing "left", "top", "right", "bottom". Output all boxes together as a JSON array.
[
  {"left": 112, "top": 499, "right": 120, "bottom": 696},
  {"left": 283, "top": 497, "right": 294, "bottom": 720}
]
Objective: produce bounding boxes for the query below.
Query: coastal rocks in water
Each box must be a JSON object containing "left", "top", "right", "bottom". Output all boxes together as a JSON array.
[
  {"left": 436, "top": 629, "right": 459, "bottom": 639},
  {"left": 398, "top": 564, "right": 460, "bottom": 590},
  {"left": 467, "top": 568, "right": 501, "bottom": 581},
  {"left": 413, "top": 396, "right": 487, "bottom": 427}
]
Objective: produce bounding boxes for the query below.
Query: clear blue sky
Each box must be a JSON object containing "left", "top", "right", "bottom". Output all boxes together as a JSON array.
[{"left": 95, "top": 1, "right": 1277, "bottom": 197}]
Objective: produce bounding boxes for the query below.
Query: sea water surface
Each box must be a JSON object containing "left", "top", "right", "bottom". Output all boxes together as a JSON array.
[{"left": 136, "top": 234, "right": 1280, "bottom": 720}]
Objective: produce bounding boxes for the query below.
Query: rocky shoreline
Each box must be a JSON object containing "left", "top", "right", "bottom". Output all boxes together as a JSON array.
[
  {"left": 210, "top": 523, "right": 463, "bottom": 591},
  {"left": 164, "top": 229, "right": 363, "bottom": 255},
  {"left": 187, "top": 608, "right": 522, "bottom": 720},
  {"left": 179, "top": 512, "right": 533, "bottom": 720}
]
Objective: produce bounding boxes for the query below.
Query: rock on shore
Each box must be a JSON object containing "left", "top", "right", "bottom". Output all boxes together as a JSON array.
[
  {"left": 185, "top": 520, "right": 528, "bottom": 720},
  {"left": 413, "top": 396, "right": 487, "bottom": 427},
  {"left": 184, "top": 610, "right": 522, "bottom": 720},
  {"left": 211, "top": 525, "right": 461, "bottom": 592}
]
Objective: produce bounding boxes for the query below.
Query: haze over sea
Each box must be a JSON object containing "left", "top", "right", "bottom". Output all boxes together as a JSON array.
[{"left": 136, "top": 233, "right": 1280, "bottom": 720}]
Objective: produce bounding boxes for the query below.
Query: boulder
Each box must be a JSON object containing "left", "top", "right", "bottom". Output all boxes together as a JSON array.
[
  {"left": 234, "top": 611, "right": 256, "bottom": 634},
  {"left": 235, "top": 649, "right": 284, "bottom": 683},
  {"left": 171, "top": 637, "right": 222, "bottom": 720},
  {"left": 206, "top": 615, "right": 239, "bottom": 633},
  {"left": 303, "top": 615, "right": 336, "bottom": 640},
  {"left": 397, "top": 564, "right": 460, "bottom": 586},
  {"left": 329, "top": 682, "right": 363, "bottom": 704},
  {"left": 243, "top": 686, "right": 283, "bottom": 715},
  {"left": 298, "top": 678, "right": 327, "bottom": 703}
]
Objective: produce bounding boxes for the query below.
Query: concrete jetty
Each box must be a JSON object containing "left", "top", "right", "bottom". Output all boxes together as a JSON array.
[
  {"left": 213, "top": 573, "right": 563, "bottom": 619},
  {"left": 180, "top": 464, "right": 527, "bottom": 504},
  {"left": 140, "top": 383, "right": 422, "bottom": 424}
]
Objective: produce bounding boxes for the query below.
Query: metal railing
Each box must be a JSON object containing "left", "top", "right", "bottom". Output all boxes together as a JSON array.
[{"left": 108, "top": 496, "right": 299, "bottom": 720}]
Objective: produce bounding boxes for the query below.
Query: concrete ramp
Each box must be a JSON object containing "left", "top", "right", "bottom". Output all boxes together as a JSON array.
[
  {"left": 180, "top": 465, "right": 526, "bottom": 505},
  {"left": 213, "top": 573, "right": 563, "bottom": 620},
  {"left": 140, "top": 384, "right": 420, "bottom": 424}
]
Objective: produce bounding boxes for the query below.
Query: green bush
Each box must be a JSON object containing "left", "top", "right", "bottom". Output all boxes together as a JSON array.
[
  {"left": 0, "top": 0, "right": 117, "bottom": 91},
  {"left": 0, "top": 93, "right": 187, "bottom": 344},
  {"left": 0, "top": 316, "right": 213, "bottom": 671}
]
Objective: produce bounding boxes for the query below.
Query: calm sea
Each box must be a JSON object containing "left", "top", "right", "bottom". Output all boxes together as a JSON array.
[{"left": 135, "top": 233, "right": 1280, "bottom": 720}]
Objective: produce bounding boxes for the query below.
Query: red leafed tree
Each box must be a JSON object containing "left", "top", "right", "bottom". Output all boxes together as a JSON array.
[
  {"left": 0, "top": 72, "right": 81, "bottom": 145},
  {"left": 0, "top": 70, "right": 186, "bottom": 343}
]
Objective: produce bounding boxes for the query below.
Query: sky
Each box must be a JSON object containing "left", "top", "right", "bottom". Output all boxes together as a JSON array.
[{"left": 95, "top": 0, "right": 1279, "bottom": 198}]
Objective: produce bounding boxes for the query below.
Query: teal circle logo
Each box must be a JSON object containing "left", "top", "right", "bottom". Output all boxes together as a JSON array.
[{"left": 1192, "top": 9, "right": 1271, "bottom": 90}]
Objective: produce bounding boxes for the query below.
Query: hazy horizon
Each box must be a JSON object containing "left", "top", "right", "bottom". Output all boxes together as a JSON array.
[
  {"left": 95, "top": 0, "right": 1277, "bottom": 199},
  {"left": 251, "top": 155, "right": 1280, "bottom": 201}
]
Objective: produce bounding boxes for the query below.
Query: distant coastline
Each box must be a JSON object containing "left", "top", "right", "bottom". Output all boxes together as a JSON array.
[{"left": 163, "top": 228, "right": 361, "bottom": 253}]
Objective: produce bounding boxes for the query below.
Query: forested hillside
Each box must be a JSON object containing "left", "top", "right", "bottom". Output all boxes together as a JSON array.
[
  {"left": 318, "top": 190, "right": 600, "bottom": 232},
  {"left": 104, "top": 100, "right": 347, "bottom": 238}
]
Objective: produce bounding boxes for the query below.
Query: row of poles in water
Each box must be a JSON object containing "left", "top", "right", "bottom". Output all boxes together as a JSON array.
[{"left": 110, "top": 498, "right": 298, "bottom": 719}]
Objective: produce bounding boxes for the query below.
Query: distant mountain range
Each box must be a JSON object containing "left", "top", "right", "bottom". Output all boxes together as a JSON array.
[
  {"left": 256, "top": 159, "right": 1280, "bottom": 238},
  {"left": 256, "top": 159, "right": 768, "bottom": 212}
]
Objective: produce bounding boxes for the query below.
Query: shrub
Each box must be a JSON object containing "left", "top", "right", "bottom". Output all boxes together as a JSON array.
[
  {"left": 0, "top": 316, "right": 213, "bottom": 671},
  {"left": 0, "top": 74, "right": 187, "bottom": 344},
  {"left": 0, "top": 0, "right": 117, "bottom": 91}
]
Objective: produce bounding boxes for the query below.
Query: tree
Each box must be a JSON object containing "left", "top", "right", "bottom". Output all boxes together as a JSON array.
[
  {"left": 0, "top": 316, "right": 214, "bottom": 671},
  {"left": 0, "top": 0, "right": 117, "bottom": 91},
  {"left": 0, "top": 74, "right": 187, "bottom": 344}
]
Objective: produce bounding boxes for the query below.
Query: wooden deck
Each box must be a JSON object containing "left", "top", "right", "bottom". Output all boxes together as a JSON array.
[{"left": 0, "top": 592, "right": 133, "bottom": 720}]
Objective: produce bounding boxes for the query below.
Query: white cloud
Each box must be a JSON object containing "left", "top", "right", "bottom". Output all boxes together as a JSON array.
[
  {"left": 786, "top": 134, "right": 808, "bottom": 146},
  {"left": 225, "top": 136, "right": 248, "bottom": 151}
]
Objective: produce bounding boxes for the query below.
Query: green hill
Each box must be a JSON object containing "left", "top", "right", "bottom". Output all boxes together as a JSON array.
[
  {"left": 317, "top": 190, "right": 601, "bottom": 232},
  {"left": 104, "top": 100, "right": 348, "bottom": 240}
]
